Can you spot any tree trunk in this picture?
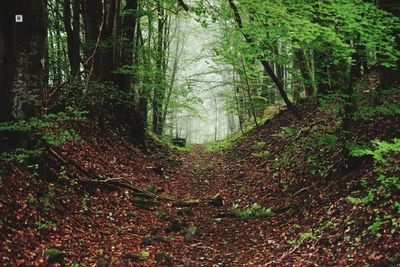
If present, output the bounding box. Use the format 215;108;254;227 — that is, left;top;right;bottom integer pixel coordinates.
152;1;167;135
294;49;316;97
116;0;137;92
63;0;81;76
82;0;103;78
240;56;259;128
314;51;332;95
130;18;148;144
0;0;47;122
377;0;400;91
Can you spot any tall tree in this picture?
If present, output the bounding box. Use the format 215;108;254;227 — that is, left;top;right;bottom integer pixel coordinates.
0;0;47;122
63;0;81;76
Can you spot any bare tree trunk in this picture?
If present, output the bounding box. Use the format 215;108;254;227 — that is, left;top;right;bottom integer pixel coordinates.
116;0;137;93
63;0;81;75
233;70;244;134
211;90;218;141
240;56;259;128
152;1;167;135
113;0;137;126
162;19;185;130
0;0;47;122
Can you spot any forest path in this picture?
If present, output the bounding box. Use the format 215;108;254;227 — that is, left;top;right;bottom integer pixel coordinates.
162;145;288;266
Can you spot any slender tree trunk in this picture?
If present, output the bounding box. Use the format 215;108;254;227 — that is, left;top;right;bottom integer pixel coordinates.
343;37;363;168
211;90;219;141
233;70;244;134
162;21;184;129
54;1;63;86
152;1;167;135
240;56;259;128
130;15;148;143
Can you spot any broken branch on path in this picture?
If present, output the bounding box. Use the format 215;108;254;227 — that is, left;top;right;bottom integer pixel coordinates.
46;147;221;207
172;199;201;207
47;147;173;201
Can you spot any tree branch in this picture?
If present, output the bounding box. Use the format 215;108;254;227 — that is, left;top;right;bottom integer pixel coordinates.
177;0;189;12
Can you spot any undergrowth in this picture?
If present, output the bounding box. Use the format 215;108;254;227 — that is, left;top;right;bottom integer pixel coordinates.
0;107;87;168
231;203;276;219
347;138;400;234
266;88;400;256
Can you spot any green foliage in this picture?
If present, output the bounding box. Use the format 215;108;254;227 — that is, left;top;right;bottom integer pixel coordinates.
80;192;90;215
350;139;400;164
0;149;43;164
66;80;132;111
0;107;86;133
252;141;266;149
280;127;296;138
252;150;271;159
156;210;170;221
231;203;275;219
0;108;86;174
147;185;164;194
289;231;317;249
273;123;342;179
347;138;400;234
35;220;56;231
368;217;385;234
139;251;150;259
126;211;139;220
205;0;399;104
318;92;348;114
28;185;56;212
185;226;200;237
346;191;375;205
355;102;400;121
205;130;243;152
353;88;400;121
43;248;65;266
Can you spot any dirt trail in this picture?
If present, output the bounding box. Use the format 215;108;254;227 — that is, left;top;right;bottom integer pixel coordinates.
169;145;228;199
162;145;290;266
2;100;399;266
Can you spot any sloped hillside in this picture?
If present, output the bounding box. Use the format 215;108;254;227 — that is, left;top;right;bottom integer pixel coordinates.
1;90;399;266
222;92;400;265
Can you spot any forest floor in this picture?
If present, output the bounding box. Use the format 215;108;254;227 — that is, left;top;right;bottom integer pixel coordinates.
1;98;400;266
